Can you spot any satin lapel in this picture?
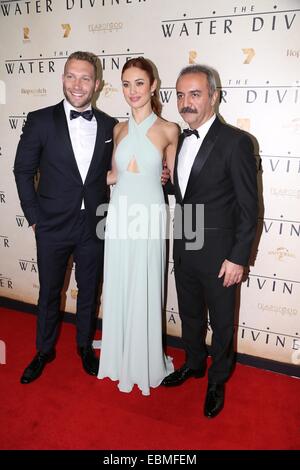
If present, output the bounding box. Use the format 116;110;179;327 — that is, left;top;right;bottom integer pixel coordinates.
174;133;185;203
85;109;106;184
184;117;222;200
53;101;82;182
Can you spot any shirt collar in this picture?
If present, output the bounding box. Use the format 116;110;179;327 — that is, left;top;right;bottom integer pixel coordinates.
194;113;216;139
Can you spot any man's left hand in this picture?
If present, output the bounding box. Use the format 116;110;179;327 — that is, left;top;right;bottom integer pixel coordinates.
218;259;244;287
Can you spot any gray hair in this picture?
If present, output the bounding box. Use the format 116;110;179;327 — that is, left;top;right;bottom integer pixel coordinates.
177;64;217;97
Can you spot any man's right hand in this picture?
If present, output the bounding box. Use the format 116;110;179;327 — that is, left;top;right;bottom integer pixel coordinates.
161;160;171;186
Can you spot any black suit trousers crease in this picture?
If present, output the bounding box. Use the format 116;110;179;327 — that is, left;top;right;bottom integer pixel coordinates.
35;210;104;353
174;254;236;384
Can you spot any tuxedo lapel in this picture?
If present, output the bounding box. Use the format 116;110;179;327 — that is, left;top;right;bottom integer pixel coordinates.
85;109;106;184
174;133;185;203
53;101;82;182
184;116;222;200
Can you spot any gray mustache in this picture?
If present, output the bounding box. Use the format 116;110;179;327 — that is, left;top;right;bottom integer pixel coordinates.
180;107;197;114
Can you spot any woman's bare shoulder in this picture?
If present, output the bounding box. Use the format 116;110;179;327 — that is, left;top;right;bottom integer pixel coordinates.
113;121;128;140
114;120;127;133
157;117;180;139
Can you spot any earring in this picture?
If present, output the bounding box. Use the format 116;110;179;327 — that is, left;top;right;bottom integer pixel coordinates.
151;92;154;96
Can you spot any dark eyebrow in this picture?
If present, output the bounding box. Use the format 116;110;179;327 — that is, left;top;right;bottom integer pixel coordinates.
122;78;145;83
177;89;202;94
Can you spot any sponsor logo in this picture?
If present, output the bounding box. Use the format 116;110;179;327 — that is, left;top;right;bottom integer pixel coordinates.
189;50;197;64
287;48;300;58
88;22;123;33
268;247;296;261
282;117;300;134
270;187;300;199
23;26;30;41
21;87;47;96
258;303;297;317
102;81;118;98
242;48;255;64
62;24;71;38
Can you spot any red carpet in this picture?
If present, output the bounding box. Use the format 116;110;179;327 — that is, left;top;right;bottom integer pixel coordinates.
0;307;299;450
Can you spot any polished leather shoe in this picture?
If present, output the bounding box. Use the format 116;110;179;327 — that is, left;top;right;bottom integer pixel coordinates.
204;383;225;418
161;363;205;387
78;346;99;376
20;350;55;384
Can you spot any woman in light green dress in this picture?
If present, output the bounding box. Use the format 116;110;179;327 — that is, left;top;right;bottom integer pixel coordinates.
98;58;179;395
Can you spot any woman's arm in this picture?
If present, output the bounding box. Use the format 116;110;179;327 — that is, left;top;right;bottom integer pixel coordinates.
164;123;180;184
106;123;123;185
106;148;118;185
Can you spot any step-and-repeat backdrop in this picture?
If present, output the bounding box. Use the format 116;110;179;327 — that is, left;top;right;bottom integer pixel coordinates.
0;0;299;367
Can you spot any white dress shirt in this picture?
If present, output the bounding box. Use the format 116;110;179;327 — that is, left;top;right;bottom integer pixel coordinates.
63;99;97;209
177;114;216;197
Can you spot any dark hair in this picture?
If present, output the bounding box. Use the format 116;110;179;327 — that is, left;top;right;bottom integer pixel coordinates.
122;57;162;116
64;51;98;79
177;64;217;98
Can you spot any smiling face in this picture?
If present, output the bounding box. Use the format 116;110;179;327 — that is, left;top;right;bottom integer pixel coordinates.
176;72;218;129
62;58;100;111
121;66;157;111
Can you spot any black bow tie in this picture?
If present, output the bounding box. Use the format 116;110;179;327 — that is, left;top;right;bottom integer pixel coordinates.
70;109;94;121
183;128;199;139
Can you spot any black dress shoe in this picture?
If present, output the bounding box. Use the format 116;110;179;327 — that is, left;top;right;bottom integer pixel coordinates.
204;383;225;418
20;351;55;384
78;346;99;376
161;363;205;387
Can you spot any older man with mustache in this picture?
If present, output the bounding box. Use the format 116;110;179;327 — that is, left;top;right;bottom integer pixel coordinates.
162;65;258;419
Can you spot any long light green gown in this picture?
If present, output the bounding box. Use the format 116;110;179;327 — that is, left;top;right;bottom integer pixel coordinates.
98;112;174;396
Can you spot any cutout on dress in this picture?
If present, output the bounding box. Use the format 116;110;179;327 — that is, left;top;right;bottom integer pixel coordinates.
127;157;140;173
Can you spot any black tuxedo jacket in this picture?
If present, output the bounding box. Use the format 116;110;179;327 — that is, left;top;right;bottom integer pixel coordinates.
173;116;258;272
14;101;117;240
